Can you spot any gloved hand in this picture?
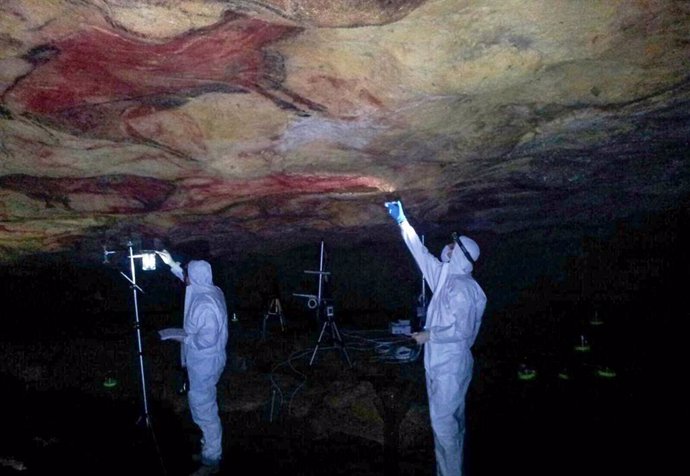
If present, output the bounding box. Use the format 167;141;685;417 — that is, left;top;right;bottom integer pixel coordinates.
156;250;184;280
384;200;407;224
411;331;430;345
156;249;175;266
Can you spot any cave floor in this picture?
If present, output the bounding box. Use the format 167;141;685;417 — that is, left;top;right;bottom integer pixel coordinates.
0;311;677;476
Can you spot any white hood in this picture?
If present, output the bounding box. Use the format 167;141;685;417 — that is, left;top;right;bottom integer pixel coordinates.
441;235;480;275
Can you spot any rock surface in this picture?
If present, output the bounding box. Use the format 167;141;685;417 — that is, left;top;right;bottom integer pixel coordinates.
1;0;689;261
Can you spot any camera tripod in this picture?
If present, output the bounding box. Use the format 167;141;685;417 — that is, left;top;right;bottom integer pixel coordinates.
293;240;351;367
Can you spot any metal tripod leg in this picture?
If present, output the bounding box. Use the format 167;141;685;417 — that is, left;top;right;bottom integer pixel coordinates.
309;320;329;365
331;320;352;368
309;319;352;367
262;299;286;341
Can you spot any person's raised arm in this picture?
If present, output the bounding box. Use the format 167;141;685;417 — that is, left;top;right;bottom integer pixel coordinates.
385;200;442;292
156;249;185;282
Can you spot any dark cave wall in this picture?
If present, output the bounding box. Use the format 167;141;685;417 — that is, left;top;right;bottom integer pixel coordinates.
1;206;687;362
0;207;685;458
220;239;422;328
474;207;688;385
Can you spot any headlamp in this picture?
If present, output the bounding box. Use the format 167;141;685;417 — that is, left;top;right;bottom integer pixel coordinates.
451;232;476;264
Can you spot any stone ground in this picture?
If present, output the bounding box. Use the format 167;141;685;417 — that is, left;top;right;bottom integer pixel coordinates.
0;303;678;476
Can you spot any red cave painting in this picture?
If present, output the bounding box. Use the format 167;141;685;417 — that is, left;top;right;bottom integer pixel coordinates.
0;173;389;213
0;174;175;213
3;11;324;156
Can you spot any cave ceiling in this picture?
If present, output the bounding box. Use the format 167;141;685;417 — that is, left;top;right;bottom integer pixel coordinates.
1;0;689;264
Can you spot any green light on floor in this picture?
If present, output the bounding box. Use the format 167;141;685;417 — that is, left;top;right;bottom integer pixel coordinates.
103;377;118;388
590;312;604;326
558;372;570;380
517;369;537;381
575;335;590;352
596;367;616;378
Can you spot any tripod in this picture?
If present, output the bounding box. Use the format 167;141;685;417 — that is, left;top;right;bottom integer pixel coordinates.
293;240;351;367
262;297;286;341
295;240;352;367
117;242;153;427
309;300;351;367
105;242;167;474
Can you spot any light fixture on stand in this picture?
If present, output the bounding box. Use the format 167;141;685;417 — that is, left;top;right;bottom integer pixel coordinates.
103;240;167;473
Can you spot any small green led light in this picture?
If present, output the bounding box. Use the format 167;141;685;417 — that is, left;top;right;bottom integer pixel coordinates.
575;335;590;352
517;369;537;381
103;377;118;388
590;312;604;326
596;367;616;378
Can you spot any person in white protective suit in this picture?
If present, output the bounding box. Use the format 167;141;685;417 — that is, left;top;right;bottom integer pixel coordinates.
385;200;486;476
157;251;229;476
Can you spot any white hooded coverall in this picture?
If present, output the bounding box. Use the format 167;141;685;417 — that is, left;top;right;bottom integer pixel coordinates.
399;221;487;476
181;260;229;467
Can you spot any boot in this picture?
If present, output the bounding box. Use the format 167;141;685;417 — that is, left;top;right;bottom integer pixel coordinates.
189;463;220;476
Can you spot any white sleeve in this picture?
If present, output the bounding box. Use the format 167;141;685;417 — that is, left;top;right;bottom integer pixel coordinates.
169;262;184;282
399;220;443;292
